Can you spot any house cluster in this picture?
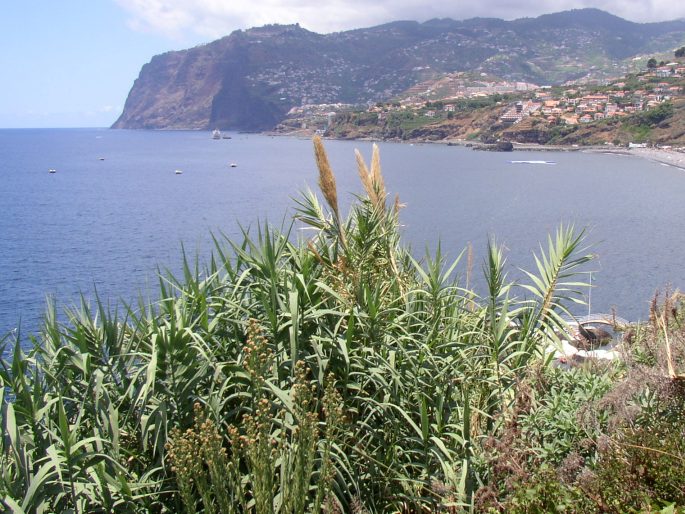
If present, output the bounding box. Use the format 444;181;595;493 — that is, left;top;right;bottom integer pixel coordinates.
499;101;541;123
286;103;355;117
499;76;684;126
652;63;685;79
285;103;357;130
399;74;538;109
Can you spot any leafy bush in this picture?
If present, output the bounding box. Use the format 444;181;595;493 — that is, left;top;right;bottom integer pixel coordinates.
4;137;685;513
631;102;674;127
478;291;685;513
520;367;615;464
0;138;601;513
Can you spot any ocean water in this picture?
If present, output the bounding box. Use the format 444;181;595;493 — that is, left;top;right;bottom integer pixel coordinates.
2;128;685;340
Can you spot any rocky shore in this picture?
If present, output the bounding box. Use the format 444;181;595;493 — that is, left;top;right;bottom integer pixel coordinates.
271;129;685;169
424;140;685;169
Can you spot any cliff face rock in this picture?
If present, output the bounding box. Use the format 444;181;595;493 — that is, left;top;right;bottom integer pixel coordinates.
113;25;324;131
113;48;222;129
113;10;685;131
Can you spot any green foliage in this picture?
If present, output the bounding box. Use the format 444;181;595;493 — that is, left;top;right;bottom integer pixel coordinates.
676;47;685;58
4;138;685;513
586;396;685;512
166;362;343;514
0;140;596;512
503;465;598;514
520;367;615;464
479;291;685;513
632;102;675;126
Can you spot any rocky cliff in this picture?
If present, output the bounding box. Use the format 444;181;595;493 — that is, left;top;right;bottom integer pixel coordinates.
113;9;685;131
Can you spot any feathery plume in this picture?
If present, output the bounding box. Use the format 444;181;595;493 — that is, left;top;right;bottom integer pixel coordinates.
393;194;404;217
370;143;386;204
355;149;375;202
313;136;340;221
313;136;347;249
355;145;387;209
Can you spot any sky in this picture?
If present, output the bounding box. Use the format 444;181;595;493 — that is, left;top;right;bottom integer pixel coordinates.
1;0;684;128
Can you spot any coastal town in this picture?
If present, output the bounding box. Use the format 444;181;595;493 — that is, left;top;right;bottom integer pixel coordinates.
276;60;685;151
496;63;685;127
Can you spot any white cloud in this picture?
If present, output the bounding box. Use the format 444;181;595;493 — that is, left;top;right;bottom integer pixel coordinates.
114;0;685;41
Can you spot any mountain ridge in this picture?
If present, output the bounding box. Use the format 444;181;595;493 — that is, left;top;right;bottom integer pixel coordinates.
113;8;685;131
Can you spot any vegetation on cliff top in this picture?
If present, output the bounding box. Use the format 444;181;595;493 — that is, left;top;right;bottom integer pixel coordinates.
114;10;685;131
281;66;685;147
1;140;684;513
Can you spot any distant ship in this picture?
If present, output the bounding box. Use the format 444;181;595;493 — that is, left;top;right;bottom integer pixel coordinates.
509;160;556;165
212;129;221;139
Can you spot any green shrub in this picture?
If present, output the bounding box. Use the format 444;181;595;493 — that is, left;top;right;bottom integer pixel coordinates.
0;138;596;512
520;366;615;464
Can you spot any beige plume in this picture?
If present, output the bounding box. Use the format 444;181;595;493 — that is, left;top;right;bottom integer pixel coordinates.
355;144;387;209
313;136;346;248
314;136;340;222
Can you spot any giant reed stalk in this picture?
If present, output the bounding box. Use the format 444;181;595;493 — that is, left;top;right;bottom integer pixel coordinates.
0;138;595;513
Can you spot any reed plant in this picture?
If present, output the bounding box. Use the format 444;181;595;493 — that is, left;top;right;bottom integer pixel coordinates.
1;138;597;513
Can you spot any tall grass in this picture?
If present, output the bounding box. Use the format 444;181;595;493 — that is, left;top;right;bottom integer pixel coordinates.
0;138;592;512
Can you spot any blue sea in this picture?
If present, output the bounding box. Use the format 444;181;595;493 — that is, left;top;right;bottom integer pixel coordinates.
2;128;685;341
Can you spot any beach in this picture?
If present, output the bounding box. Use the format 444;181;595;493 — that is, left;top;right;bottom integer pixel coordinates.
580;146;685;170
628;147;685;170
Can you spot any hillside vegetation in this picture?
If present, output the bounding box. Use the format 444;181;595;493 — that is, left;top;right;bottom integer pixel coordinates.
113;9;685;131
1;140;684;513
307;72;685;147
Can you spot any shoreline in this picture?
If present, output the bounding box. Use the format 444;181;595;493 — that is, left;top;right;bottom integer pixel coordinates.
582;146;685;171
268;130;685;170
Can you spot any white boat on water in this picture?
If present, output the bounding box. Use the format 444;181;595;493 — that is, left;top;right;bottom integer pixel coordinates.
175;169;183;175
212;129;221;139
229;163;237;168
48;168;56;174
509;160;556;165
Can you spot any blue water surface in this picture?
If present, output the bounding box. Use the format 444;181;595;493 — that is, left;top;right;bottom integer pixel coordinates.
1;128;685;341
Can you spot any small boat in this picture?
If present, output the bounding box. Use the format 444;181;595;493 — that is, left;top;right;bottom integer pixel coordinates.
48;168;56;174
222;135;232;139
175;169;183;175
212;129;221;140
229;163;238;168
98;157;105;161
509;160;556;165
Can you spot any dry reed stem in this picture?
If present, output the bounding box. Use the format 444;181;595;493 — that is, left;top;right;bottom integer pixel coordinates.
355;145;404;293
307;240;325;265
313;136;346;247
657;311;685;380
354;149;376;204
370;143;386;203
466;242;473;291
355;145;387;209
466;242;477;312
393;193;405;217
314;136;339;218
